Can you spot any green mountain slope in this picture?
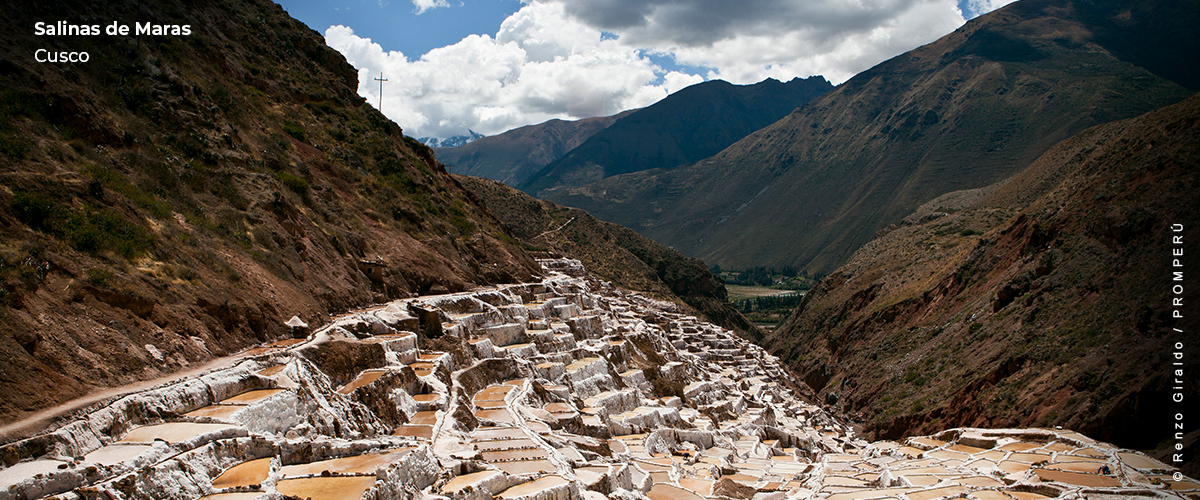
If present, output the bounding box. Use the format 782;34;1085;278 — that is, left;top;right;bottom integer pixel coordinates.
765;91;1200;472
0;0;538;425
522;77;832;193
433;110;634;186
545;0;1199;274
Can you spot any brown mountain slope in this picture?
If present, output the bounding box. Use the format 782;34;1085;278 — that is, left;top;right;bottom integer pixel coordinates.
545;0;1199;274
457;175;761;341
763;92;1200;471
0;0;538;427
434;111;634;186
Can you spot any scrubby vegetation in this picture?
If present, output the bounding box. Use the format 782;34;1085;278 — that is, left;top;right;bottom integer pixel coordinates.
713;264;818;290
0;0;536;423
733;293;805;328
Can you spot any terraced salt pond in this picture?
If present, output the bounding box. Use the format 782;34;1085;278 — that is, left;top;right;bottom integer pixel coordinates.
392;424;432;439
0;258;1194;500
184;405;245;420
79;443;154;466
275;476;379;500
440;469;502;495
278;448;414;477
495;474;569;499
219;388;287;404
211;457;272;489
495;459;557;475
198;493;266;500
409;410;439;425
118;422;240;443
336;368;391;394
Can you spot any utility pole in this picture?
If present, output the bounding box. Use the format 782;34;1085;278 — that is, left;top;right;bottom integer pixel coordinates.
374;73;388;112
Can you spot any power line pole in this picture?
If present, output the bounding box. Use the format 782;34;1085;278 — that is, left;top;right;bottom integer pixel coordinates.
374;73;388;112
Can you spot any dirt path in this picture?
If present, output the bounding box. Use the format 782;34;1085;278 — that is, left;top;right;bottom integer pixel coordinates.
0;312;371;444
533;217;575;241
0;297;393;445
0;290;490;444
0;354;248;443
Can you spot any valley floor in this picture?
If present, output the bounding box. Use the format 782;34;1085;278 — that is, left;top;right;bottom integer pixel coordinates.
723;285;799;302
0;259;1193;500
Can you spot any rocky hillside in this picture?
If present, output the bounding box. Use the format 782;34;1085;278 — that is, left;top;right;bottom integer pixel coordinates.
434;111;634;186
457;175;760;341
764;92;1200;473
523;77;832;194
544;0;1200;273
0;0;540;424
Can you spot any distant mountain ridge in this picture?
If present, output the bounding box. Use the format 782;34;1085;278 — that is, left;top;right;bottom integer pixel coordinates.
420;130;485;148
543;0;1200;274
522;76;833;193
434;111;634;186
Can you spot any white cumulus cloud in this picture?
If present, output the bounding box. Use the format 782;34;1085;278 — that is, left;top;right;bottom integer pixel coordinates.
960;0;1020;19
549;0;968;84
326;0;988;140
325;1;701;139
411;0;450;14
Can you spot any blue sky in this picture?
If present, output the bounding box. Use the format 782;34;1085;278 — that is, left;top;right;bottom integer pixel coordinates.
280;0;1016;140
279;0;707;76
279;0;524;60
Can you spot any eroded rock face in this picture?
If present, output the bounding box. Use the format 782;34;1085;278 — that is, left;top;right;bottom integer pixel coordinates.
0;259;1194;500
